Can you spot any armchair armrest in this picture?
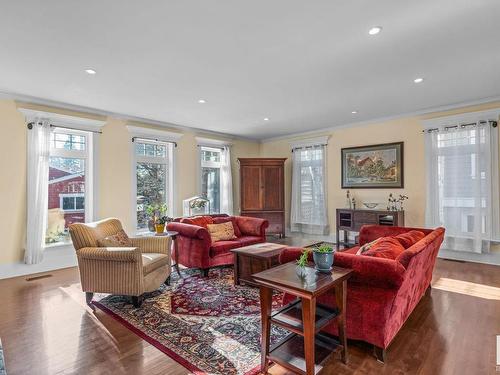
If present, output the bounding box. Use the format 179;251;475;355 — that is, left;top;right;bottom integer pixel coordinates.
166;222;211;242
130;236;170;254
234;216;269;237
77;247;142;262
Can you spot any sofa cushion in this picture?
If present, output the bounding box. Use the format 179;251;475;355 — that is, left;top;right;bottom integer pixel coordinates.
142;253;170;275
181;216;214;228
212;216;242;237
363;237;405;260
210;240;241;257
207;222;237;243
394;230;425;249
97;229;133;247
234;236;263;247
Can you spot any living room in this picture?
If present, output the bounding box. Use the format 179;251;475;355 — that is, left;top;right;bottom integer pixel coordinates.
1;1;499;375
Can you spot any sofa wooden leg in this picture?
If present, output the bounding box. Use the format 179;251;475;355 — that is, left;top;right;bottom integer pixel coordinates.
373;346;386;363
201;268;209;277
132;295;144;308
85;292;94;306
164;275;171;286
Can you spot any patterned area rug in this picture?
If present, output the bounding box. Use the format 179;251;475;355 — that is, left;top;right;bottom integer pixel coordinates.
94;268;287;375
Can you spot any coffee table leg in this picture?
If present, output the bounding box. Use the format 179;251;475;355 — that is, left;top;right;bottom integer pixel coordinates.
259;286;272;374
172;235;181;277
335;279;348;363
302;297;316;375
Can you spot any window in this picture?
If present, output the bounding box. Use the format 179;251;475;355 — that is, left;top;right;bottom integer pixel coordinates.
200;146;222;213
290;138;329;235
46;129;94;245
134;139;174;231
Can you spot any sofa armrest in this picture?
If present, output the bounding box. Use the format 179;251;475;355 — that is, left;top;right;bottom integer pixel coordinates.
359;225;433;246
234;216;269;237
334;252;406;289
130;236;170;255
166;222;211;242
77;247;142;262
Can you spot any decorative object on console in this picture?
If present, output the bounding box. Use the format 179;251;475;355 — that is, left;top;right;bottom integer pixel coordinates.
346;190;351;208
336;208;405;246
182;196;210;217
386;193;408;211
238;158;286;237
341;142;404;188
363;202;379;209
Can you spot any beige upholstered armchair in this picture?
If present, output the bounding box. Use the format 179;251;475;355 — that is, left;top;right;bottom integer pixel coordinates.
69;218;171;307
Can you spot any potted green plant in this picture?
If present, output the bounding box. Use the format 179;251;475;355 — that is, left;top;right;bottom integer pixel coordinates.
155;216;168;234
296;249;310;277
146;203;168;232
312;244;335;272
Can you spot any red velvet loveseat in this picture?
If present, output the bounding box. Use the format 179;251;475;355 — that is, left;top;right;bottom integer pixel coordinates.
167;214;269;276
279;225;445;362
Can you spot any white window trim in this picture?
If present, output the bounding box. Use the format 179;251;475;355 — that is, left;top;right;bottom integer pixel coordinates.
422;109;500;130
19;108;104;250
128;126;182;233
289;135;329;151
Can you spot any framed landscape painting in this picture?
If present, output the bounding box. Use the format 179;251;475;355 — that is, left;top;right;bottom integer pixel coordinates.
341;142;404;188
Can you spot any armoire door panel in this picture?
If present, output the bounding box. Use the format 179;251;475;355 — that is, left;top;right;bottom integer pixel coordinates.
262;166;283;210
240;166;262;210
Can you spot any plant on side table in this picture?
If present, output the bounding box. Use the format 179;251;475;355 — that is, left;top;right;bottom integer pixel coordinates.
296;249;310;278
312;244;335;272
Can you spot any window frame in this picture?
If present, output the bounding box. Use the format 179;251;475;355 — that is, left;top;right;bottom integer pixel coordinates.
199;146;223;214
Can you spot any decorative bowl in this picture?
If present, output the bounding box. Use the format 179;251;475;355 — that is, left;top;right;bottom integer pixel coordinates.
363;202;378;209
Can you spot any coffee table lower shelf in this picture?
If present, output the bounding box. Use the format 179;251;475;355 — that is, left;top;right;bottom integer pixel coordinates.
268;332;342;375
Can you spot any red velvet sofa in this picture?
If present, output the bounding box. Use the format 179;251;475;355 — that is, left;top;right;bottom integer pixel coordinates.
167;214;269;276
279;225;445;362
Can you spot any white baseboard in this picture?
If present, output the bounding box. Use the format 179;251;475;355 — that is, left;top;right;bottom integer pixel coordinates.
285;228;337;243
438;249;500;266
0;245;77;280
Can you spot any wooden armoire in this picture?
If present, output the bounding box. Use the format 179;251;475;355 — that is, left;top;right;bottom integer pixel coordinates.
238;158;286;237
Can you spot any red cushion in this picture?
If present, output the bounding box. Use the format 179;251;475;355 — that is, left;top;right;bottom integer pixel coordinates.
363;237;405;260
212;217;242;237
209;240;240;257
394;230;425;249
181;216;214;228
343;246;359;254
234;236;263;247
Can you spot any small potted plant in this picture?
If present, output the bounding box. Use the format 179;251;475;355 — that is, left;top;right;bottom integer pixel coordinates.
296;249;310;278
312;244;335;272
146;203;168;232
155;216;168;234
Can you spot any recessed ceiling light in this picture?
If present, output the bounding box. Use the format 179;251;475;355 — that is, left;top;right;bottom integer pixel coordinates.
198;99;206;104
351;110;358;114
263;117;270;121
368;26;382;35
84;69;96;75
414;77;424;83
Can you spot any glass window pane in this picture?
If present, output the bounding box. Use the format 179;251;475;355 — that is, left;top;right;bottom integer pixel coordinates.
201;167;220;213
136;162;167;230
51;132;86;151
46;157;86;245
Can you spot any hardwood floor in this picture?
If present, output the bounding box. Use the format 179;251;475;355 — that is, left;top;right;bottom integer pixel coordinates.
0;248;499;374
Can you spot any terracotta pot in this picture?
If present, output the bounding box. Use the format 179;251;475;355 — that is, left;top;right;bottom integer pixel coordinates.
155;224;165;234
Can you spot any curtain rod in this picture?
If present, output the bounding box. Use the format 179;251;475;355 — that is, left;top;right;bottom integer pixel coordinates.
27;122;103;134
422;120;498;133
131;136;177;147
196;144;226;150
291;143;328;152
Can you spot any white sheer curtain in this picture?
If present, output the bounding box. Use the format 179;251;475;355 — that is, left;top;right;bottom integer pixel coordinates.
425;122;499;253
290;144;329;235
25;119;51;264
220;145;233;215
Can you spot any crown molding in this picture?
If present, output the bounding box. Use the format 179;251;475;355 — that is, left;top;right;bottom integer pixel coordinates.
18;108;106;129
195;136;232;147
126;125;183;142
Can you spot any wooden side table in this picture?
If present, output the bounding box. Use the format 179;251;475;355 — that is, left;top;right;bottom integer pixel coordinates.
253;262;353;375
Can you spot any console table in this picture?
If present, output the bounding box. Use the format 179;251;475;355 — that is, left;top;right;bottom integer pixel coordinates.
336;208;404;246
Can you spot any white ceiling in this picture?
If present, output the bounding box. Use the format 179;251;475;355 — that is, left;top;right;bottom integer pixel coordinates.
1;1;500;140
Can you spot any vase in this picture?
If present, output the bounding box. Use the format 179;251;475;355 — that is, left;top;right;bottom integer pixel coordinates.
313;251;334;272
155;224;165;234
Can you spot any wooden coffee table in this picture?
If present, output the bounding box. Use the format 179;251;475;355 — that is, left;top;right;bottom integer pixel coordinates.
231;242;287;286
253;262;353;375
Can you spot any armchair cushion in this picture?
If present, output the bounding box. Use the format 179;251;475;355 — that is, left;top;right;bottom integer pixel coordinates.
97;229;133;247
142;253;170;275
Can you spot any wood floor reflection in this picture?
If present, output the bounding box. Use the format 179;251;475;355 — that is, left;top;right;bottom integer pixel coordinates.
0;249;499;374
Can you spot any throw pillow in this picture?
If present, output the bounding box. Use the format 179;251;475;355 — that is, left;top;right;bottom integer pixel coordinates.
363;237;405;260
394;230;425;249
212;217;242;237
207;222;237;243
356;238;381;255
97;229;133;247
181;216;214;228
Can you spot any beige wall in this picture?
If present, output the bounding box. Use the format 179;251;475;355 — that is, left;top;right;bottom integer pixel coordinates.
260;101;500;235
0;99;260;265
